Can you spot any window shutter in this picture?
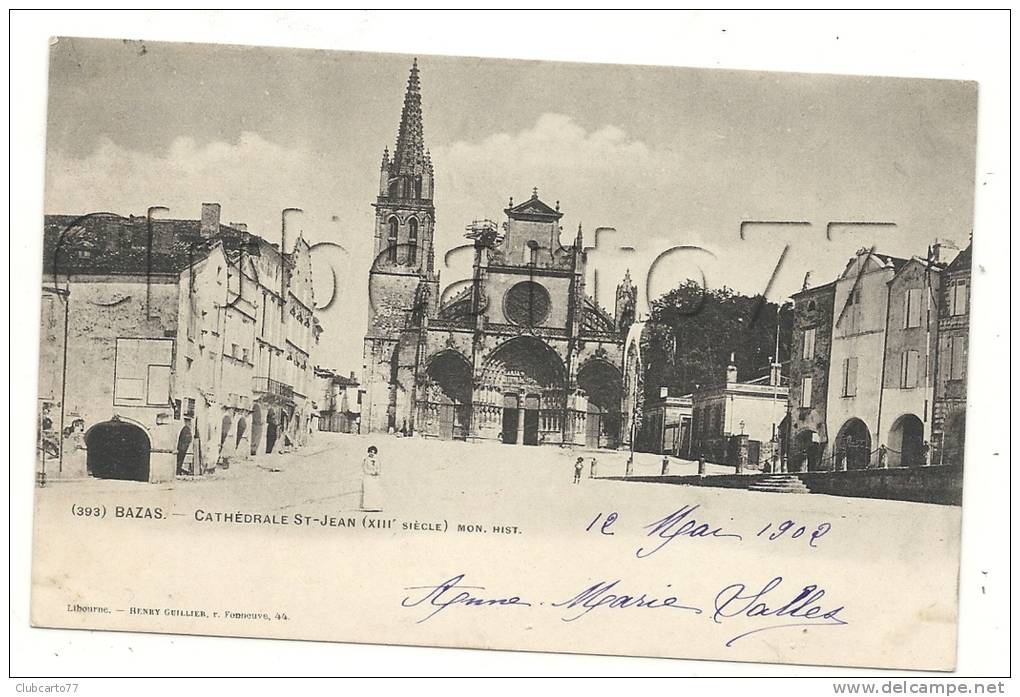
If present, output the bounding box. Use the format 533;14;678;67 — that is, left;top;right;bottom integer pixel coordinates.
954;281;968;316
803;328;815;359
801;376;812;408
905;350;919;388
951;336;966;380
847;357;858;397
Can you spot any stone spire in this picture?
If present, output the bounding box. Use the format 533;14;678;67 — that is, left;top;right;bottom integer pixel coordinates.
391;58;428;177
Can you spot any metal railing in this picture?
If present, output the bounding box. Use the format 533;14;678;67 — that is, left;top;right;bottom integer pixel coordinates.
251;376;294;401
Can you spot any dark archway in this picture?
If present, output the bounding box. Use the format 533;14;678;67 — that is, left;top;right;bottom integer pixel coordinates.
793;429;822;471
835;418;871;470
250;405;263;456
220;415;232;447
266;409;279;454
421;351;473;440
176;425;193;475
482;337;566;446
86;419;150;482
889;413;925;467
235;418;247;449
577;359;623;449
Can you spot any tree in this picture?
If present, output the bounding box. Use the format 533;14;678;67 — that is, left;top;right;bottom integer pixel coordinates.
641;279;793;402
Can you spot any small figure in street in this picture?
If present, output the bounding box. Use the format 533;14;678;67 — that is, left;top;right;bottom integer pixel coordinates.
878;444;888;469
589;457;598;479
921;440;931;466
625;455;634;478
360;445;382;512
574;457;584;484
697;452;707;476
661;454;670;476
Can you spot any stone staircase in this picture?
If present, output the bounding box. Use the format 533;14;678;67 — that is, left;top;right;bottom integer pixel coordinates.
748;473;812;494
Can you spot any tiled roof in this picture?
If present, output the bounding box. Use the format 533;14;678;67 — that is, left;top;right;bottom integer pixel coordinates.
43;213;263;277
791;280;836;298
947;242;972;272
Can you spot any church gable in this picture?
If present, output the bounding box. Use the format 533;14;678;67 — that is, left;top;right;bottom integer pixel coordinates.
504;192;563;222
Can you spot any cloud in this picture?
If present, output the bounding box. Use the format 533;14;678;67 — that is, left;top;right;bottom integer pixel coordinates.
44;132;368;373
45;132;339;240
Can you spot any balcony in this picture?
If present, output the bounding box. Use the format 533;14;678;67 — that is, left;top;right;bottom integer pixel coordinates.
252;376;294;402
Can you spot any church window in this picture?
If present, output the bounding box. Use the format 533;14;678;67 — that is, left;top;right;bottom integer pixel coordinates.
504;281;551;327
527;239;539;266
407;218;418;265
386;218;398;263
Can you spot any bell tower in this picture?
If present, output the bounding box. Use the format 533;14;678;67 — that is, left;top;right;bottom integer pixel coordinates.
364;59;439;434
367;58;439;339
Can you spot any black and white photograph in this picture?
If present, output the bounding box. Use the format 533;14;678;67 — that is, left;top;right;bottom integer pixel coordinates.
11;9;1010;685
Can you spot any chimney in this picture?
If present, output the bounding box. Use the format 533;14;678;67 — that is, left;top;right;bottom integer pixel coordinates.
201;203;221;238
769;360;782;387
726;353;738;384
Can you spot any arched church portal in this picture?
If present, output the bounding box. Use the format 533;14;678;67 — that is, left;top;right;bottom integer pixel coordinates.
576;360;623;449
419;351;473;441
482;337;566;446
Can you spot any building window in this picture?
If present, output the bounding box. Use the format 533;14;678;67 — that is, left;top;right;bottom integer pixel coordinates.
387;217;398;264
114;338;174;406
801;376;813;408
949;336;966;380
950;280;968;316
802;328;816;360
842;287;863;334
899;350;920;389
841;357;858;397
904;288;923;328
407;218;418;265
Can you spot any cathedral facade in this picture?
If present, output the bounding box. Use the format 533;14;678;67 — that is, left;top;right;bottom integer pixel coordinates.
362;61;636;448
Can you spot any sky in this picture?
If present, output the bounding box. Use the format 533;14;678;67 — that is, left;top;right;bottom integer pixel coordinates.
44;37;978;374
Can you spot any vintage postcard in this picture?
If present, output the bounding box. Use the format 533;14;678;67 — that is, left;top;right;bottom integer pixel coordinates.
32;36;977;671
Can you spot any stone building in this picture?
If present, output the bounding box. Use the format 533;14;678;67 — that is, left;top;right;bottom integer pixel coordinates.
825;249;910;469
39;205;321;483
362;61;635;447
690;356;789;469
639;389;693;456
879;255;942;467
800;246;958;470
788;280;836;470
932;242;970;466
315;367;364;434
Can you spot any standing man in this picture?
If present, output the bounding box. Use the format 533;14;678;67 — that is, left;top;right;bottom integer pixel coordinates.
661;454;670;476
589;457;598;479
574;457;584;484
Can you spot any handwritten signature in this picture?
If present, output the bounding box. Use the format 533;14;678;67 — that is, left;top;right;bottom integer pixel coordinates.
401;573;847;646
